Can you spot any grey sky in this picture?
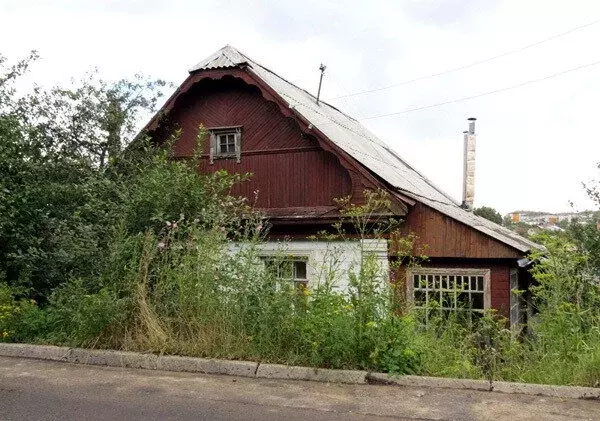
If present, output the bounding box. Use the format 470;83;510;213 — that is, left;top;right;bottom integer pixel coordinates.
2;0;599;214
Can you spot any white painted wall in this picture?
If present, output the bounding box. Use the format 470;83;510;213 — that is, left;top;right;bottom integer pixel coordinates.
230;239;389;292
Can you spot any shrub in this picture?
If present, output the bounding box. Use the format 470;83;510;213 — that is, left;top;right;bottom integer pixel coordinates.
0;283;45;343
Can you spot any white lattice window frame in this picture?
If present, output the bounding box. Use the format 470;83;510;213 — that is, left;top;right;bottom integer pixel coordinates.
261;255;309;289
406;268;491;315
209;126;242;164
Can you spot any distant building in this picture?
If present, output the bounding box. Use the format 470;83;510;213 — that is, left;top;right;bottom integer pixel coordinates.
510;210;597;226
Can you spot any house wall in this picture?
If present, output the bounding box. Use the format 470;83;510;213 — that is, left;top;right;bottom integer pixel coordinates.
150;72;523;320
161;76;353;209
230;239;389;292
403;202;521;259
400;202;521;318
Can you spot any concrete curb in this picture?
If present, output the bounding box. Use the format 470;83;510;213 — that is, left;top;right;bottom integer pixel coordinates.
367;372;492;391
256;363;366;384
0;343;598;399
492;380;600;400
366;372;600;400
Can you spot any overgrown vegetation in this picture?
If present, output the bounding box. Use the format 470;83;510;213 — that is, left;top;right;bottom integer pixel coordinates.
473;206;503;225
1;53;599;387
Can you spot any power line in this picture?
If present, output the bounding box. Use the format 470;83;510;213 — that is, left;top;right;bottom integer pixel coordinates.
328;18;600;101
275;57;600;182
280;57;600;134
359;58;600;120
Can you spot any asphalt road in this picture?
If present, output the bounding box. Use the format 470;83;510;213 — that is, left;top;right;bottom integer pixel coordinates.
0;356;598;421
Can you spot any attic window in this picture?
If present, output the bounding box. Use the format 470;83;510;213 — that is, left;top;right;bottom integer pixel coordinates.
209;126;242;164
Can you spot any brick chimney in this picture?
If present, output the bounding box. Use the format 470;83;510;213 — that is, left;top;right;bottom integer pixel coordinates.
461;118;476;210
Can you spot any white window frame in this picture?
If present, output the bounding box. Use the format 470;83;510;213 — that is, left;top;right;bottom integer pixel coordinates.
209;126;242;164
261;256;309;290
406;268;491;319
217;132;236;155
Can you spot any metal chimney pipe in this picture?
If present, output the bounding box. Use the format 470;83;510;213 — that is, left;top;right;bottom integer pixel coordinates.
462;118;477;210
468;117;476;135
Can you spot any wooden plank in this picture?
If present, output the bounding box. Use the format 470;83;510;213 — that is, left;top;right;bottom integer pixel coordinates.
405;203;521;259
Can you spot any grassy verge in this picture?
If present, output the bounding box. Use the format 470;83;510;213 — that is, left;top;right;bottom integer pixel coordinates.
1;222;599;387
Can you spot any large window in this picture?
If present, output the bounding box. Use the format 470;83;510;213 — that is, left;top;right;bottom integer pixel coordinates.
262;258;308;290
408;268;490;321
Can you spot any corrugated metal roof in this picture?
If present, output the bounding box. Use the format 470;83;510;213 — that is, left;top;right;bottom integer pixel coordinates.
189;45;248;71
189;46;543;253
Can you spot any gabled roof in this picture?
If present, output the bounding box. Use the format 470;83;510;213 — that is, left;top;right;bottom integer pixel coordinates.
187;45;542;253
189;45;248;71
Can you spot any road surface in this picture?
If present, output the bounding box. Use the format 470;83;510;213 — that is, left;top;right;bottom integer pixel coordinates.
0;356;598;420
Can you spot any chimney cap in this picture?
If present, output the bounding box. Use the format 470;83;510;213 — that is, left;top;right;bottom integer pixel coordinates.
468;117;477;121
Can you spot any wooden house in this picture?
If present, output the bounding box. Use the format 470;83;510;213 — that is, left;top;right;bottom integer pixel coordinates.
143;45;543;327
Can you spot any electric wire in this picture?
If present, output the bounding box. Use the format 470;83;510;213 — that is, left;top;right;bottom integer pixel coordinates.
359;58;600;120
328;18;600;100
274;57;600;194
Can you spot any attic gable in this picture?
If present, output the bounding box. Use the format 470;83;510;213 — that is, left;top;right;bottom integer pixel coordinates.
147;45;543;254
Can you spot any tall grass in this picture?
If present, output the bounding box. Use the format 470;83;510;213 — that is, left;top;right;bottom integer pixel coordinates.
1;156;598;386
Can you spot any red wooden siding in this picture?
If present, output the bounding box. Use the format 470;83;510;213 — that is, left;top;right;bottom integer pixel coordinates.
403;202;521;259
197;150;351;207
148;69;522;316
160;76;353;208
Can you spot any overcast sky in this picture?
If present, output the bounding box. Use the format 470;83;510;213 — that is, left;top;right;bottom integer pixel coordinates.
2;0;599;214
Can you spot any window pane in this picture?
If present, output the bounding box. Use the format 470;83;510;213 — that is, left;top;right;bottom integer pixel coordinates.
413;274;420;288
427;275;433;289
414;290;426;306
216;133;238;155
477;276;484;291
470;276;478;291
457;292;469;308
440;291;453;309
264;260;275;272
294;261;307;279
429;290;441;307
280;261;293;279
457;275;467;291
471;292;484;310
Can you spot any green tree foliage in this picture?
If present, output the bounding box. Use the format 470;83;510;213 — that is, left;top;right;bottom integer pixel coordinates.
0;52;169;298
473;206;503;225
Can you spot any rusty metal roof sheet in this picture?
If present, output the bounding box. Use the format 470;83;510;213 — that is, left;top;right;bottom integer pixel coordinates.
189;46;543;253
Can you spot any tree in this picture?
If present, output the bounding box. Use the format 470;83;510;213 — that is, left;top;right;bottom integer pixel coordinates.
473;206;503;225
0;52;168;298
